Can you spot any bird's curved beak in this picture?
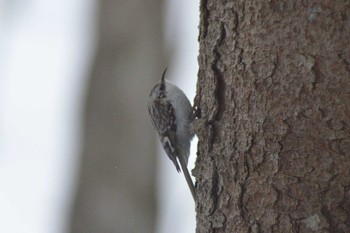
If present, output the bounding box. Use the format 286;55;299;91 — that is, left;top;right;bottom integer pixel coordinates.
161;67;167;83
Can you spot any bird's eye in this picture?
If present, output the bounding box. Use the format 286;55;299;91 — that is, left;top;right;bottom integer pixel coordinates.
159;84;165;91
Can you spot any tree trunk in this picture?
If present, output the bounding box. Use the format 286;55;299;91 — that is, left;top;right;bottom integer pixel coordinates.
194;1;350;232
69;1;165;232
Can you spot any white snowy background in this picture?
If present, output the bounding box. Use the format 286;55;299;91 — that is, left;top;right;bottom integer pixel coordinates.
0;0;199;232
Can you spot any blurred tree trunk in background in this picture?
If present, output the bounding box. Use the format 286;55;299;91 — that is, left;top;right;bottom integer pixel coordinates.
69;1;166;233
194;0;350;232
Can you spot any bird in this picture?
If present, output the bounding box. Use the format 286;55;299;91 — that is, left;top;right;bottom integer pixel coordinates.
148;68;195;200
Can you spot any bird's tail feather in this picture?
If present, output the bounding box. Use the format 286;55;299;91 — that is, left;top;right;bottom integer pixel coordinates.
179;157;196;201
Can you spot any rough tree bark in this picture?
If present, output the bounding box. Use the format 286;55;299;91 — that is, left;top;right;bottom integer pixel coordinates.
194;1;350;232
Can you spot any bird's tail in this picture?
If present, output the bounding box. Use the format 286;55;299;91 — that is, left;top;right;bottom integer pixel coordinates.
179;157;196;201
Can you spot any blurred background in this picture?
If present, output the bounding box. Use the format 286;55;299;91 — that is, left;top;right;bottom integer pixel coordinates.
0;0;198;233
